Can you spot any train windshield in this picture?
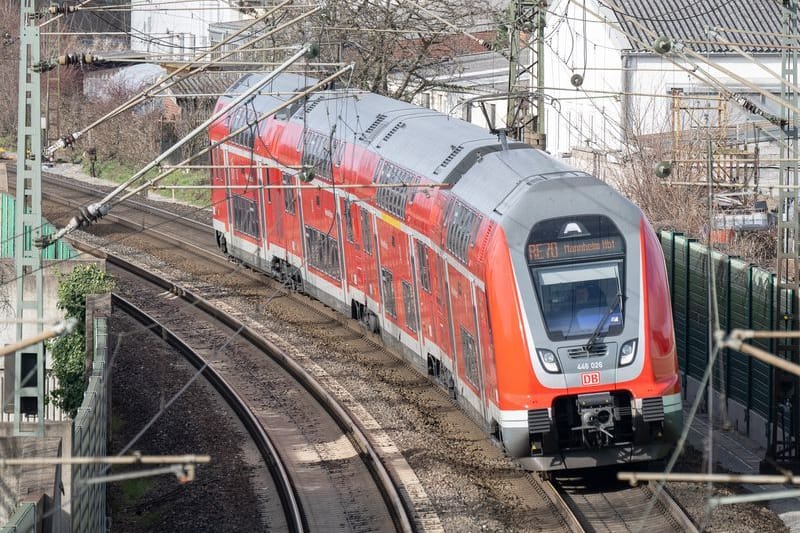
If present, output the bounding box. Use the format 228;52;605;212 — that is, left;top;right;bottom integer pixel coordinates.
533;261;624;340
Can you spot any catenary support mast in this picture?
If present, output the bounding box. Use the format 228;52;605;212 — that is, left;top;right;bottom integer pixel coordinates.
13;0;46;436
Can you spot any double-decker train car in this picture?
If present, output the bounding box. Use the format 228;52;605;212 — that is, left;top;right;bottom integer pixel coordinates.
208;72;682;470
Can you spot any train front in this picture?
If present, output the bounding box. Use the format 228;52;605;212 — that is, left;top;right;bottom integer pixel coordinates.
488;173;682;471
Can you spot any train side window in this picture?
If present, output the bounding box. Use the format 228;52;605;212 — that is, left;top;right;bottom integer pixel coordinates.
344;200;355;243
461;327;479;387
232;195;259;239
360;208;373;255
305;225;341;280
381;268;396;318
374;160;418;219
301;129;338;181
282;172;295;215
416;241;431;293
402;281;417;332
446;201;481;263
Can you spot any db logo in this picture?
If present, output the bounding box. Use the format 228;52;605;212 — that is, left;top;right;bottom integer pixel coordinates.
581;372;601;385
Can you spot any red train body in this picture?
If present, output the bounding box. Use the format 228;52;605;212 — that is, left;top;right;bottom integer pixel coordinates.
209;73;682;470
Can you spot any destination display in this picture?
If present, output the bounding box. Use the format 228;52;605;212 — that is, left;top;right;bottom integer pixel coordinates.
527;235;625;263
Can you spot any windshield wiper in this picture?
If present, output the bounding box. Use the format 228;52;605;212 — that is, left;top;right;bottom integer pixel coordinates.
584;292;623;351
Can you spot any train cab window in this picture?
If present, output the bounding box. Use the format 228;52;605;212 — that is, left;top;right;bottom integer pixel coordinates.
402;281;417;332
361;208;373;255
533;261;624;341
381;268;396;318
527;215;626;341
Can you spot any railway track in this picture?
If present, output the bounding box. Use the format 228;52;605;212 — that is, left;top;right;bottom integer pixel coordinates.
550;471;698;533
109;252;412;531
26;165;700;531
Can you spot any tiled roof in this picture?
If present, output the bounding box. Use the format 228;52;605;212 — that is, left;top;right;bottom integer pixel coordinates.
607;0;785;53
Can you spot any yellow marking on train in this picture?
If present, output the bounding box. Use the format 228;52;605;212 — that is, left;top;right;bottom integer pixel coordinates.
380;212;402;229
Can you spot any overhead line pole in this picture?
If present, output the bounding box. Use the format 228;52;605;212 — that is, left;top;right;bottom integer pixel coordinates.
13;0;46;436
768;0;800;474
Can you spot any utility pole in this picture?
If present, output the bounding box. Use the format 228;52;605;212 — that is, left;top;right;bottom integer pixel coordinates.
13;0;46;436
769;0;800;472
505;0;547;149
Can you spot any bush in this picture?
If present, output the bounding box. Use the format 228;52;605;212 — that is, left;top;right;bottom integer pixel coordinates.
49;264;115;418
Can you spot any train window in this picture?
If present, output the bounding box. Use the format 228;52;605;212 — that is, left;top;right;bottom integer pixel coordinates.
282;173;295;214
232;195;259;239
301;129;339;182
446;200;481;263
344;200;355;243
381;268;396;318
460;327;479;387
374;160;419;219
416;241;431;293
402;281;417;332
304;225;341;280
532;260;624;341
360;208;373;255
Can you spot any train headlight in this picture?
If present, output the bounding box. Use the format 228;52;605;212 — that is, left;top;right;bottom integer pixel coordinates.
619;339;638;367
537;349;561;373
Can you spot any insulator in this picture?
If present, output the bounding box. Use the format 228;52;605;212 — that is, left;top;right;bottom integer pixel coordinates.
48;3;78;15
57;53;99;66
570;73;584;88
654;161;672;179
653;36;673;54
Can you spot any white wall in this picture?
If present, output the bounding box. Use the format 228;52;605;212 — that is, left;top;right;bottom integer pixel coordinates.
130;0;245;59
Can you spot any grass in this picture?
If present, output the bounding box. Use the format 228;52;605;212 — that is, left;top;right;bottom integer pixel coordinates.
83;158;211;207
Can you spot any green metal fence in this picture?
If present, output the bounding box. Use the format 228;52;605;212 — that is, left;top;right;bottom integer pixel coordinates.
0;192;77;259
72;317;109;533
660;231;788;426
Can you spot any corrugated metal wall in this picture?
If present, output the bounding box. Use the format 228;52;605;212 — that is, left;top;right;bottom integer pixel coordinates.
0;193;77;260
660;230;789;424
71;317;108;533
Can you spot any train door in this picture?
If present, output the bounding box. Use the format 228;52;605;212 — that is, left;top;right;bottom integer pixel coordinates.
341;197;367;307
474;287;497;412
412;239;434;360
359;207;380;313
447;264;483;412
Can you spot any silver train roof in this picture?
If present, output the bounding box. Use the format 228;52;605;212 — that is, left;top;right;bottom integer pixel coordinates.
223;73;641;228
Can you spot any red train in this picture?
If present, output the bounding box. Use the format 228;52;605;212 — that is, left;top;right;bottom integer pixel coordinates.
208;73;682;470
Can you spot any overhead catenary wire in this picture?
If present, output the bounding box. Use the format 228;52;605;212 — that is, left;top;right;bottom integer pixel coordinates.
43;0;305;158
38;62;354;248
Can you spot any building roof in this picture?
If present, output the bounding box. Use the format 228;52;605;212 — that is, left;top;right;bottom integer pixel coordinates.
608;0;785;53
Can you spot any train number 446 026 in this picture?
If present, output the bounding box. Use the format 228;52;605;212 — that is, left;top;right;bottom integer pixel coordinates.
581;372;601;385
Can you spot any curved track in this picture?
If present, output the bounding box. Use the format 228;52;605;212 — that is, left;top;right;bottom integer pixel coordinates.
108;254;413;532
27;165;701;532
